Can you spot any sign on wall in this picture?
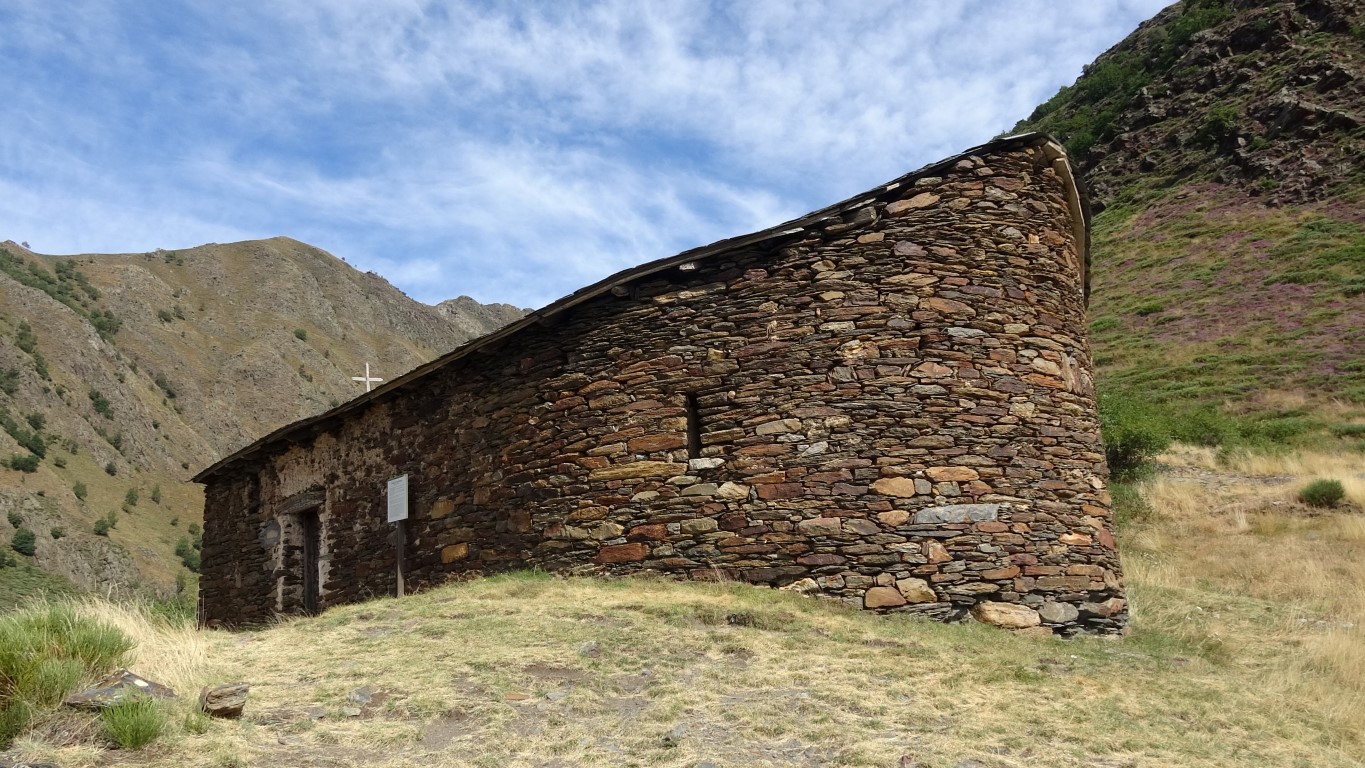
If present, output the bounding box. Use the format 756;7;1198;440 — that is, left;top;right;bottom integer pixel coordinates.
387;474;409;523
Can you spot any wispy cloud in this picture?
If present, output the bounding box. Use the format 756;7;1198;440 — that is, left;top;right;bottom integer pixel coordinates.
0;0;1170;307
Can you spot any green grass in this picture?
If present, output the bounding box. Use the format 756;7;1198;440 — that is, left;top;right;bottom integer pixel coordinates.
102;695;168;749
0;602;135;746
0;563;76;613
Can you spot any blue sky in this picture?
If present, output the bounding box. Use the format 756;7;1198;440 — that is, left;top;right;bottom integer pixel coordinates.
0;1;1169;309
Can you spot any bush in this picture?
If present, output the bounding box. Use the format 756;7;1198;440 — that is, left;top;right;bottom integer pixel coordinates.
293;328;308;341
1299;479;1346;508
154;373;176;399
8;454;39;473
5;511;19;529
93;518;111;536
89;389;113;419
101;695;167;749
104;461;117;476
156;308;173;323
1098;392;1171;480
49;527;64;540
150;485;162;504
124;489;138;507
0;603;135;747
73;481;88;501
10;529;36;556
175;538;201;572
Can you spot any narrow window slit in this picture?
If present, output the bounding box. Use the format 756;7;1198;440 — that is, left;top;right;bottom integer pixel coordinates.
685;393;702;459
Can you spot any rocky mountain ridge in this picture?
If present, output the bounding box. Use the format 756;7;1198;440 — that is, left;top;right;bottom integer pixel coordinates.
0;237;522;601
1016;0;1364;409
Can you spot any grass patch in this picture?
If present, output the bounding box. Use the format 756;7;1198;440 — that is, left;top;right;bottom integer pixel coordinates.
0;603;135;746
102;695;167;749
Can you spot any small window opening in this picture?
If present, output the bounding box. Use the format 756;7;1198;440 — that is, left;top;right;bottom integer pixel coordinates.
685;393;702;459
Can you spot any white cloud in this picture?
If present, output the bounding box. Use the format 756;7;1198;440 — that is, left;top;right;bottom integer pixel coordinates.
0;0;1172;307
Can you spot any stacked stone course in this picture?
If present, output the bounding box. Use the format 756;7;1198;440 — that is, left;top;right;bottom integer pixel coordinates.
199;136;1127;634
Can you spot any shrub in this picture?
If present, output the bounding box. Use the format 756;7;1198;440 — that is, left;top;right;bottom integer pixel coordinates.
73;482;88;501
293;328;308;341
14;321;36;354
0;603;134;747
52;456;65;468
93;518;111;537
155;308;173;323
8;454;39;473
104;461;117;476
5;511;19;528
11;529;36;556
1098;392;1171;480
101;695;167;749
30;352;49;381
1299;479;1346;508
50;527;64;540
154;373;176;399
89;389;113;419
150;485;162;504
124;489;138;507
175;538;201;572
24;412;44;431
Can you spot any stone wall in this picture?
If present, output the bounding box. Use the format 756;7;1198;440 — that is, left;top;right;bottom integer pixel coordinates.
200;139;1126;634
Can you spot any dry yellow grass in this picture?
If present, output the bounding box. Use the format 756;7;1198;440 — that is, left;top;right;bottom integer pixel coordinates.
6;446;1365;767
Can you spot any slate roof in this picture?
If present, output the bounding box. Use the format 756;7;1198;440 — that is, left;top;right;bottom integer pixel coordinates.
194;132;1088;483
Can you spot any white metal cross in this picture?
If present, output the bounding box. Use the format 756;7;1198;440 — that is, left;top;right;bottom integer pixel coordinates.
351;362;384;392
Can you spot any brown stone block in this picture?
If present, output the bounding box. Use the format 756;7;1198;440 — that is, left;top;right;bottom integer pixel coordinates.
628;524;669;541
757;483;803;500
1097;528;1116;550
925;541;951;563
429;498;454;519
508;511;532;534
980;566;1020;580
588;461;686;481
926;466;979;482
829;483;868;496
595;543;649;564
628;434;687;453
864;586;908;608
797;553;845;566
1022;373;1066;390
870;477;918;497
568;506;609;521
1059;532;1093;546
701;428;746;445
441;543;470;563
877;510;910;526
975;521;1008;533
797;517;842;536
922;296;976;316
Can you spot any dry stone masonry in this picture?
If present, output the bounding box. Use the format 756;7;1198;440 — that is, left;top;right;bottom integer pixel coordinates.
196;133;1126;634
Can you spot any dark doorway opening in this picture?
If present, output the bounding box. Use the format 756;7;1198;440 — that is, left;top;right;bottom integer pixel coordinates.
300;508;321;615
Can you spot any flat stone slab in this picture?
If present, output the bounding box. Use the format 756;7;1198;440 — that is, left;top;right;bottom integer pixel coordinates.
913;503;1001;524
63;668;176;711
199;682;250;718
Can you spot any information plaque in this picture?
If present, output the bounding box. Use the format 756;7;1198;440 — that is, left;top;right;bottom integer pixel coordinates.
387;474;409;523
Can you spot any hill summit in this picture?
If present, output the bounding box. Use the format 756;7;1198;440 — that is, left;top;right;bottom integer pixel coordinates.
0;237;522;599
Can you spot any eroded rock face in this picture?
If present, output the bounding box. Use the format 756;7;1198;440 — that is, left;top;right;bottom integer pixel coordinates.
200;139;1124;635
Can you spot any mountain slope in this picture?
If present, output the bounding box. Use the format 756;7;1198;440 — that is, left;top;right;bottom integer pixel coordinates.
1014;0;1364;409
0;237;522;597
